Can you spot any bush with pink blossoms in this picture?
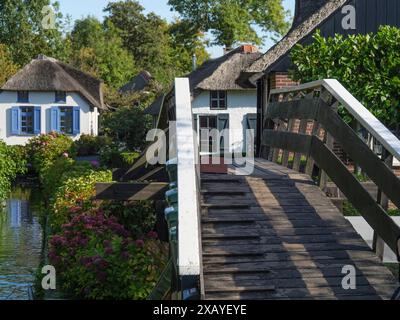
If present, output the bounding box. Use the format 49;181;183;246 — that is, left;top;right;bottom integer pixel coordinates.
48;210;166;300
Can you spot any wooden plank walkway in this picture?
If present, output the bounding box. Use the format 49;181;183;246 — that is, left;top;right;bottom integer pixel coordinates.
200;158;398;300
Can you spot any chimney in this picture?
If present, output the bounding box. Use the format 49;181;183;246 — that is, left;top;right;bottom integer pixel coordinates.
241;44;258;54
294;0;329;26
192;53;197;71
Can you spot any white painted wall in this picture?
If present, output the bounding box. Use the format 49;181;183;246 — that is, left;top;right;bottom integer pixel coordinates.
0;91;98;145
192;90;257;152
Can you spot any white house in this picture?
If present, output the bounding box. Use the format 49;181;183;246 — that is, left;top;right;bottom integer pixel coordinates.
0;55;105;145
146;45;261;154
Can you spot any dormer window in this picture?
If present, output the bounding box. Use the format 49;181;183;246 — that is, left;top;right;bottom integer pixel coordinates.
210;91;227;110
55;91;66;103
17;91;29;103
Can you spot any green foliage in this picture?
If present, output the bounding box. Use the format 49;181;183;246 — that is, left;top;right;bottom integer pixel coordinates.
25;132;75;183
168;0;290;48
291;27;400;128
0;0;66;65
48;210;166;299
73;134;113;157
101;105;151;151
342;201;360;217
0;44;19;86
0;141;28;199
42;158;112;232
102;201;156;238
69;17;137;88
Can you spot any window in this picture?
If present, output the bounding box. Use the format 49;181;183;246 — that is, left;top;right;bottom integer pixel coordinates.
55;91;67;103
210;91;227;110
11;106;41;135
199;115;218;153
51;106;80;135
17;91;29;103
20;107;34;134
59;107;73;134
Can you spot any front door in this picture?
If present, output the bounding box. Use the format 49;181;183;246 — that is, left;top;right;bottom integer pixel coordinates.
199;115;218;153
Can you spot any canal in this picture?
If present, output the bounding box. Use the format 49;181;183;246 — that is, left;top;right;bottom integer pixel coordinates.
0;187;44;300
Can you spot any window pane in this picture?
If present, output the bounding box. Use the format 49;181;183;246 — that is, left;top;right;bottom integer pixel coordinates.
20;107;34;134
200;116;208;128
211;100;219;109
18;91;29;103
218;91;226;99
60;107;73;134
219;99;226;109
209;116;217;129
55;91;66;102
211;91;218;99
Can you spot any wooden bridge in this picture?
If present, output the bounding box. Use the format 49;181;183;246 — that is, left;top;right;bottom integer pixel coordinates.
96;79;400;300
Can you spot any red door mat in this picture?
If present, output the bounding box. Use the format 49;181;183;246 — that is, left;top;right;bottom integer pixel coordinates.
200;156;228;174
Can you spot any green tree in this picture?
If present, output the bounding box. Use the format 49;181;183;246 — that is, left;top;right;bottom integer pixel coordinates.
69;17;137;88
290;27;400;131
104;1;172;83
0;44;19;86
0;0;66;65
169;20;210;75
168;0;290;49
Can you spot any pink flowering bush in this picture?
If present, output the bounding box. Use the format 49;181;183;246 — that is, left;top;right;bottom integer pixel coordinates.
48;210;166;300
25;132;74;182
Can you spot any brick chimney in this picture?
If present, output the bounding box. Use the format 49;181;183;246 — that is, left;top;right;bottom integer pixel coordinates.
241;44;258;53
294;0;330;27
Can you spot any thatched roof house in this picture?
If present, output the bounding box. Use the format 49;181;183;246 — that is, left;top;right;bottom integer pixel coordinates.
2;55;105;110
119;70;153;95
189;45;261;96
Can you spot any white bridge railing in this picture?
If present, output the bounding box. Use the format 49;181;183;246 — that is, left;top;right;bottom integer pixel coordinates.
174;78;203;298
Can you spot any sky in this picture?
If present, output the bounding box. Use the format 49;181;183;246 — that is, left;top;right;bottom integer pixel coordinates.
58;0;296;58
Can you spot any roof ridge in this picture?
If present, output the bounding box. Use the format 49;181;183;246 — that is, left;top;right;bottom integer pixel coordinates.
245;0;348;73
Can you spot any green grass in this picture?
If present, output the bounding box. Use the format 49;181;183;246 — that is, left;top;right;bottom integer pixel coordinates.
343;201;400;217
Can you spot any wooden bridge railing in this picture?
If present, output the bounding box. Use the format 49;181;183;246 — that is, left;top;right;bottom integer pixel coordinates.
262;79;400;258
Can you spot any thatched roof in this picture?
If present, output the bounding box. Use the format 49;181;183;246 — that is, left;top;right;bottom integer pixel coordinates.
2;55;105;110
144;94;164;116
119;70;152;94
188;45;262;94
245;0;348;74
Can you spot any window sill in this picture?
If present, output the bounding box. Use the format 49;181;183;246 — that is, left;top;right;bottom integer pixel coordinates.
210;108;228;111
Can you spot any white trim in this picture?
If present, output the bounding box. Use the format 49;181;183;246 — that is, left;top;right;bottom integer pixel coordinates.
175;78;202;276
270;79;400;162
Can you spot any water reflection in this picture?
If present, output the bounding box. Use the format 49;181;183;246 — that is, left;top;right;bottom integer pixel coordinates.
0;188;43;300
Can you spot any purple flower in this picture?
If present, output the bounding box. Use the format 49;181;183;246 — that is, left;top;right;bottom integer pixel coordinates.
105;247;113;255
121;251;130;260
90;160;100;168
135;239;144;248
147;231;158;239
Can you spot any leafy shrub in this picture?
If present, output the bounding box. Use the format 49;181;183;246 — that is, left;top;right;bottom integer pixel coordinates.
25;132;74;182
73;134;113;156
291;26;400;129
49;166;112;232
99;142;140;168
101;105;151;151
48;210;165;300
102;201;155;238
0;141;28;199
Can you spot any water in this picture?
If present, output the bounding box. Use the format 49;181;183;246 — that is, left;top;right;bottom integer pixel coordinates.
0;188;43;300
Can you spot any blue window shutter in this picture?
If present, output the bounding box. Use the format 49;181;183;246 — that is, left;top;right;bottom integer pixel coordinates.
11;107;21;135
51;107;60;132
34;107;41;134
73;107;80;135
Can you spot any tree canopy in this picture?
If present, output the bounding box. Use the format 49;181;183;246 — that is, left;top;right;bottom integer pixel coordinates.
168;0;290;48
0;0;65;65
